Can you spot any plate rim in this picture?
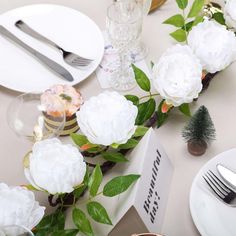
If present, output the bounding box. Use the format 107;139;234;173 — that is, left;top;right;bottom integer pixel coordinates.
189;148;236;236
0;3;105;93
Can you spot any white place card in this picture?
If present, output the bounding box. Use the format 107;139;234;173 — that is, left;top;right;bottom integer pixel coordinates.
66;128;173;236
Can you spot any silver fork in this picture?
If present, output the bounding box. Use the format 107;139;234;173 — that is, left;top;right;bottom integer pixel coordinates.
203;170;236;206
15;20;93;68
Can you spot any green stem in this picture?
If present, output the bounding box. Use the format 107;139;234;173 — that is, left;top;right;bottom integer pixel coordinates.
182;9;188;44
139;93;159;100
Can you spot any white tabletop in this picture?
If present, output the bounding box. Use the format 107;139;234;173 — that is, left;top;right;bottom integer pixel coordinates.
0;0;233;236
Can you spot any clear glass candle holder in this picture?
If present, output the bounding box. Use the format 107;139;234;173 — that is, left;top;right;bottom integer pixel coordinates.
7;92;65;143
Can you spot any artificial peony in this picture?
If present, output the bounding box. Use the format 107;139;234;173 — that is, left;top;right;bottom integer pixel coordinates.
24;138;86;194
153;44;202;106
76;91;138;146
0;183;45;236
188;20;236;73
224;0;236;29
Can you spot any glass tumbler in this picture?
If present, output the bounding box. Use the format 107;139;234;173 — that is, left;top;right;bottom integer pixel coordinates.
107;1;143;91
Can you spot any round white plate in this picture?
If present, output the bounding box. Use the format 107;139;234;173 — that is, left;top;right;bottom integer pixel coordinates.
190;149;236;236
0;4;104;92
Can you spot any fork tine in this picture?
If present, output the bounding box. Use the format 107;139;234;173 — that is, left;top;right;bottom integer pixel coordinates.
206;172;228;195
203;176;225;199
208;170;231;192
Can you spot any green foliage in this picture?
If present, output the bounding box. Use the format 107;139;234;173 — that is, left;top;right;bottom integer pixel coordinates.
182;106;216;144
163;14;185;27
132;64;151;92
213;12;226;25
136;98;156;125
103;175;141;197
74;167;89;198
73;208;94;236
101;152;128;163
165;0;205;42
170;29;187;42
188;0;204;18
87;201;112;225
118;139;138;149
133;126;149;138
70;133;88;147
88;165;103;197
34;210;72;236
176;0;188;9
125;95;139;106
179;103;191;117
50;230;79;236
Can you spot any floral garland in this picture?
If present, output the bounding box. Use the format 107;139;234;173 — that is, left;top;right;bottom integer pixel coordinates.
1;0;236;236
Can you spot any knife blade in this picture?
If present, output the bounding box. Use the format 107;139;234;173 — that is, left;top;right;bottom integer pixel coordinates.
0;25;74;82
217;164;236;189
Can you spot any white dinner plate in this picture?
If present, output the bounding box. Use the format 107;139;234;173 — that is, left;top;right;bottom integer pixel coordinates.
190;149;236;236
0;4;104;92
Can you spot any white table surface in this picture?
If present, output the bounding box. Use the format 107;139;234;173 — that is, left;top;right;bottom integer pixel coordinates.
0;0;233;236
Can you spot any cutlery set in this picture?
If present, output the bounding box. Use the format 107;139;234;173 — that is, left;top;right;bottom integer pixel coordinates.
203;164;236;207
0;20;93;82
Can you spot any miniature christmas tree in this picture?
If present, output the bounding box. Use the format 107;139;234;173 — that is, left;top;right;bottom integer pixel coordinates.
182;105;216;156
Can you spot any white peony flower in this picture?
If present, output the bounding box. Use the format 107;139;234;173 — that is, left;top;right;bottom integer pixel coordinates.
24;138;86;194
76;91;138;146
0;183;45;236
188;20;236;73
224;0;236;29
153;44;202;107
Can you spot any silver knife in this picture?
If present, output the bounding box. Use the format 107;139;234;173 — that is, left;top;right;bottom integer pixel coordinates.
217;164;236;189
0;25;74;82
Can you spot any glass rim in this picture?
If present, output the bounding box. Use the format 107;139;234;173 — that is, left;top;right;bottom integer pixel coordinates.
106;1;143;25
6;92;66;140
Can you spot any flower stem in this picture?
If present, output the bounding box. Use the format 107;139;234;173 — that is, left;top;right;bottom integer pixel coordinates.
139;93;159;100
182;9;188;44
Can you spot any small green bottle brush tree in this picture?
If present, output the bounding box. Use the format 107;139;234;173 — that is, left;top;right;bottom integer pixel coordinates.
182;105;216;156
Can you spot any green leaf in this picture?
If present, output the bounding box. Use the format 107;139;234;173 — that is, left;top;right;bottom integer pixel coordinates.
176;0;188;9
101;152;128;163
74;167;89;198
182;21;193;32
156;100;170;128
87;201;113;225
50;230;79;236
125;95;139;106
213;12;226;25
103;174;141;197
135;98;156;125
163;14;185;27
24;184;39;191
73;208;94;236
118;139;138;149
132;64;151;92
188;0;204;18
193;15;204;26
88;165;103;197
70;133;88;147
179;103;191;117
133;126;149;138
170;29;186;42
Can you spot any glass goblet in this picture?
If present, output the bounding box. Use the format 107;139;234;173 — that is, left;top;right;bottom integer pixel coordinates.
7;92;65;143
107;1;143;91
